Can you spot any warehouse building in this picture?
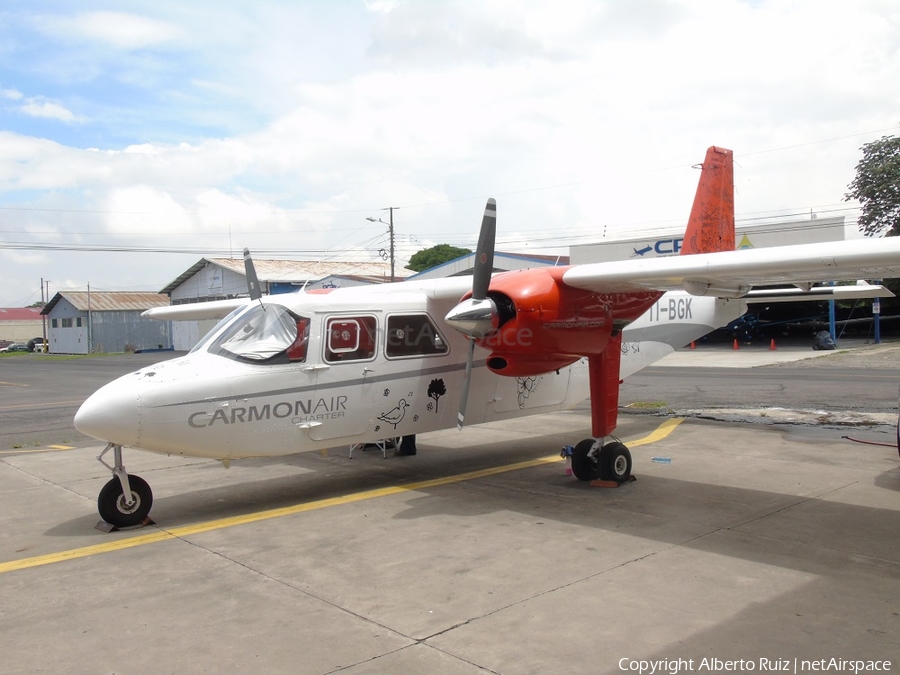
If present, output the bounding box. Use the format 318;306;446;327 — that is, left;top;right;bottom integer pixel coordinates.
0;307;43;345
42;292;171;354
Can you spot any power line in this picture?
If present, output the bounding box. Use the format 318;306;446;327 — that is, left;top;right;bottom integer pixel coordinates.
0;241;384;257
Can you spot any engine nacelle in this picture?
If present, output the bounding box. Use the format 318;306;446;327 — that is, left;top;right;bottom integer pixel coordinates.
472;267;626;376
484;353;580;378
445;267;661;378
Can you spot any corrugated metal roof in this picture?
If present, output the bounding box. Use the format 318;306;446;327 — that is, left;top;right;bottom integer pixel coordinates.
159;257;408;295
207;257;397;282
42;292;170;314
0;307;43;321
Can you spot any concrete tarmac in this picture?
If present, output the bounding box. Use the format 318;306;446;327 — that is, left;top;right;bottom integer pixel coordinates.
655;337;896;368
1;409;898;673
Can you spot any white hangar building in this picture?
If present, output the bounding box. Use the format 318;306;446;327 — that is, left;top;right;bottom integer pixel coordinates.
405;251;570;281
570;216;846;263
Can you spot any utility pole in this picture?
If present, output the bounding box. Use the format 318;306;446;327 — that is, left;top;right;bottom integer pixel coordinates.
366;207;396;282
388;206;395;283
87;283;92;353
41;278;46;344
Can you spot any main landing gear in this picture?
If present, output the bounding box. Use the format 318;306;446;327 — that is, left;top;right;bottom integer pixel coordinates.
97;443;153;528
570;334;633;484
570;438;633;483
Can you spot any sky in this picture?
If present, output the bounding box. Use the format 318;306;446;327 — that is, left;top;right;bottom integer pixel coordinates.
1;0;898;307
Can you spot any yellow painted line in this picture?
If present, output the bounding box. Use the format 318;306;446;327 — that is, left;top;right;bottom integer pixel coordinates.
2;400;82;410
0;381;29;387
627;417;683;447
0;418;684;575
0;445;78;455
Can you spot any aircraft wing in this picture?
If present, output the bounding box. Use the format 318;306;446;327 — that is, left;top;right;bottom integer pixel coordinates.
563;238;900;298
142;298;250;321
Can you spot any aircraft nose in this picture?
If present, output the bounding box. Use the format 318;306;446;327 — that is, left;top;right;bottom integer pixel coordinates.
74;377;141;447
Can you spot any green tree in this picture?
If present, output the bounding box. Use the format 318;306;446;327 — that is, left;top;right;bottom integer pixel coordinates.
407;244;472;272
845;134;900;236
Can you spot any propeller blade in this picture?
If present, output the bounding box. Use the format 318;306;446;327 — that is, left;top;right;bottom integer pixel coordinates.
454;198;497;430
472;198;496;301
457;339;476;430
444;198;499;338
243;248;262;301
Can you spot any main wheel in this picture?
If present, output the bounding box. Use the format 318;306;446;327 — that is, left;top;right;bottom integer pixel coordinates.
599;442;632;483
98;475;153;528
571;439;602;481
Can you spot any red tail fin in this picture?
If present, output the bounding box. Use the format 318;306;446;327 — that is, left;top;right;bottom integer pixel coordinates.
681;146;734;255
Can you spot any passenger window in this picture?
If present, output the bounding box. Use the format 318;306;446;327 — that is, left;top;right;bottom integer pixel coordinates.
386;314;449;358
325;316;376;362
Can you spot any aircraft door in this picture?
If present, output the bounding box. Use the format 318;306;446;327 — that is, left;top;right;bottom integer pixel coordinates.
306;315;379;441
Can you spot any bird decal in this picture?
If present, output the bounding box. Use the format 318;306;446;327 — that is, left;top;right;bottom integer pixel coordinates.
377;399;408;429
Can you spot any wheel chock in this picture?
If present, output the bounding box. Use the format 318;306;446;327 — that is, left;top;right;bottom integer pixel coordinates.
94;516;155;533
590;475;637;488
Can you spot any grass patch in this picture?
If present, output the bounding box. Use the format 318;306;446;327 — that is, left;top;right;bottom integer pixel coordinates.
0;352;120;361
625;401;669;409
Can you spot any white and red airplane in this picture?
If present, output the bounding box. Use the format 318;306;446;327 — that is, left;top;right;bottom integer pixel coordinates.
75;146;900;527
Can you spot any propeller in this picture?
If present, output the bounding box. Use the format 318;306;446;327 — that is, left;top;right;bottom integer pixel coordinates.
445;198;497;429
243;247;262;301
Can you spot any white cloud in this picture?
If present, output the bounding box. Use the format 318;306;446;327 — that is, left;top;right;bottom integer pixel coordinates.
38;11;184;50
20;99;83;123
2;88;24;101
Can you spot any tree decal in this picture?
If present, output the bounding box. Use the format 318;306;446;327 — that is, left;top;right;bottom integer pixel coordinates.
427;378;446;412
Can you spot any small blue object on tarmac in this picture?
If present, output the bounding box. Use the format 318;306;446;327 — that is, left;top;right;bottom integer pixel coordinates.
651;457;672;464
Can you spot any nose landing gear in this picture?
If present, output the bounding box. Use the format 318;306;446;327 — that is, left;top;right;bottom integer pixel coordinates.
97;443;153;528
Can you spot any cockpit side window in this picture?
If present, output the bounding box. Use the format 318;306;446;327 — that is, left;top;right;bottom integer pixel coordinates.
287;317;310;362
209;304;310;364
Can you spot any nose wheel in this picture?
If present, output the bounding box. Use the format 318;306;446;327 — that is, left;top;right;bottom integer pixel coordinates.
571;438;632;483
97;443;153;528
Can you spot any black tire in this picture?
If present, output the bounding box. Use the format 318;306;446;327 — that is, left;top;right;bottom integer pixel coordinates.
98;475;153;528
599;442;632;483
571;439;602;481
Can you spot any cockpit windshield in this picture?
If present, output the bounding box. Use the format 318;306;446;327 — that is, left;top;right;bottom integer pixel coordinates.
208;303;309;364
189;304;248;355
